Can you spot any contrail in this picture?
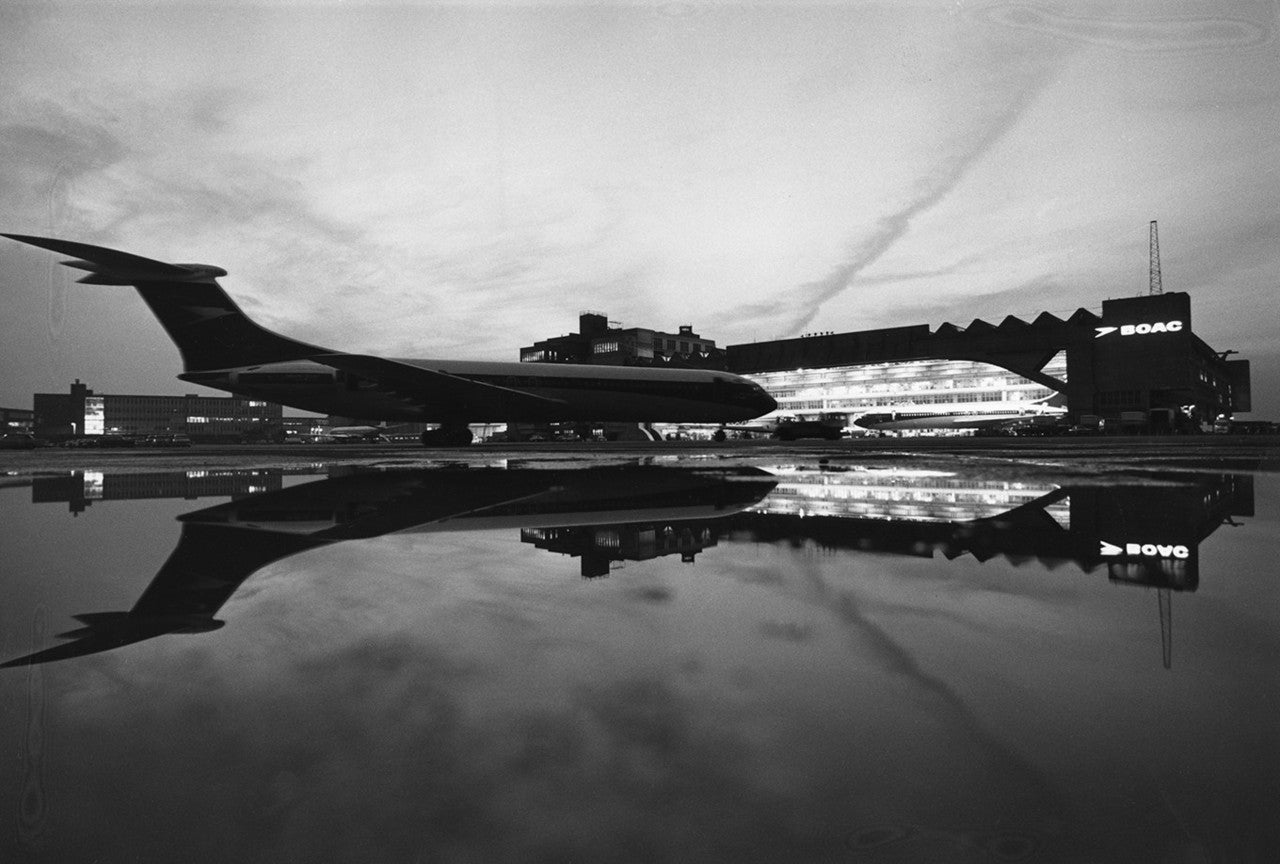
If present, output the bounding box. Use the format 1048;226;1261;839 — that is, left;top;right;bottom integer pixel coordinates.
739;38;1073;337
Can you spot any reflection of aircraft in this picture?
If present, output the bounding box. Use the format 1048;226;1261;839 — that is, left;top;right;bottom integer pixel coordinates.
2;466;776;666
2;235;776;445
3;465;1252;668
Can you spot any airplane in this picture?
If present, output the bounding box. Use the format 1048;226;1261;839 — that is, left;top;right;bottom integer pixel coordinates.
324;425;391;442
717;398;1065;440
2;234;777;445
850;395;1066;432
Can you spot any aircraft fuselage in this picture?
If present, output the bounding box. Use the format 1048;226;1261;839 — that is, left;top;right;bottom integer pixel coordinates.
181;358;775;423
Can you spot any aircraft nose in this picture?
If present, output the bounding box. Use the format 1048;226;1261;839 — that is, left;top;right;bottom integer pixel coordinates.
753;387;778;415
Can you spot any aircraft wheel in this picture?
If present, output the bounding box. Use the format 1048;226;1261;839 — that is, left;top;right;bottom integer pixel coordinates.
712;429;727;442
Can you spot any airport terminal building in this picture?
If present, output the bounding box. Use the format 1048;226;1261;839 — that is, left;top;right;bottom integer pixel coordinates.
524;291;1248;434
726;291;1249;433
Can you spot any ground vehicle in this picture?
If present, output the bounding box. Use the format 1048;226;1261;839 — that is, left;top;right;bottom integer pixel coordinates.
0;433;40;449
142;434;192;447
772;419;844;441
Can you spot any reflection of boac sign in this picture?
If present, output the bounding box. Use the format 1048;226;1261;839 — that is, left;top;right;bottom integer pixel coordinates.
1100;541;1190;559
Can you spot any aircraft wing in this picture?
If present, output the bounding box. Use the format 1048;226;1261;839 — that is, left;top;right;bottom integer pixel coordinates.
0;523;325;667
309;353;567;418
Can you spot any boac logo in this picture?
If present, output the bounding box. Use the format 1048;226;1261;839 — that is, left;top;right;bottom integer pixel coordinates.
1095;320;1183;338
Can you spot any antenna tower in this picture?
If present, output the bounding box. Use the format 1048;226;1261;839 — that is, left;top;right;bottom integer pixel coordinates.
1148;220;1163;295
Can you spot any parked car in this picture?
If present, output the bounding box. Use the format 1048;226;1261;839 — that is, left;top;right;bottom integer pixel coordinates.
0;433;40;449
63;437;99;448
772;420;844;441
97;435;138;448
141;434;193;447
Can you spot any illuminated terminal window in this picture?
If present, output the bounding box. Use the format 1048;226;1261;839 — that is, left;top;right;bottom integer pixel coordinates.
83;397;105;436
747;352;1068;424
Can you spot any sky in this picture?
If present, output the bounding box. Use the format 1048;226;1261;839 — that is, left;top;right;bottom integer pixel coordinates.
1;0;1277;414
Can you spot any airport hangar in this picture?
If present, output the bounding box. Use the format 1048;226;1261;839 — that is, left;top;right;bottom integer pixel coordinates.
722;291;1249;432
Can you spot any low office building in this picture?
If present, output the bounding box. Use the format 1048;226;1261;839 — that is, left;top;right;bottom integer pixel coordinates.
1;407;35;434
33;380;285;442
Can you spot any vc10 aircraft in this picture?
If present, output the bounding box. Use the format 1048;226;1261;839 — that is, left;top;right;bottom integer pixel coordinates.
3;234;776;444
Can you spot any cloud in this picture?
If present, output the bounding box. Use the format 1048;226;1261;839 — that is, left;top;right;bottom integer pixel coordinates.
728;23;1078;337
973;2;1275;54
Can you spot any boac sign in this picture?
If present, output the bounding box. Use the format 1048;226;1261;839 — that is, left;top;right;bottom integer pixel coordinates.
1095;320;1183;338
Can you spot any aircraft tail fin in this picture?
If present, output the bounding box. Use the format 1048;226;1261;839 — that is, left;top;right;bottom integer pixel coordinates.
3;234;332;371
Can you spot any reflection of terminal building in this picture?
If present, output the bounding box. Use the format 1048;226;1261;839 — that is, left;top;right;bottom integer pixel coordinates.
731;467;1253;669
32;470;285;513
757;467;1072;524
521;523;719;578
729;466;1253;592
33;380;285;442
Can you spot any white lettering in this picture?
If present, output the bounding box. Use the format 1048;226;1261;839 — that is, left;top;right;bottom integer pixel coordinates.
1096;320;1184;338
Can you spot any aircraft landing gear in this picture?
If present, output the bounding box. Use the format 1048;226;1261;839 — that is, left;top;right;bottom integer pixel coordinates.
420;424;473;447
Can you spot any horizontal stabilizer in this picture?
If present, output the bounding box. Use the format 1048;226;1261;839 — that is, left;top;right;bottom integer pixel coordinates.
3;232;326;370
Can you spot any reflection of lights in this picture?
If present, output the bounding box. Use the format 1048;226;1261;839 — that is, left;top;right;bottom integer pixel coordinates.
83;471;104;500
754;469;1059;522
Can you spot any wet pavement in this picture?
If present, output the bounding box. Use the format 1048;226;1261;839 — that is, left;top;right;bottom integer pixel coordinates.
1;441;1277;862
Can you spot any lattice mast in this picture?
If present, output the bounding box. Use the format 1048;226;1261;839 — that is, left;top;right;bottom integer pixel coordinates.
1148;220;1163;295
